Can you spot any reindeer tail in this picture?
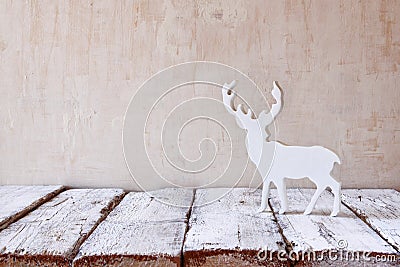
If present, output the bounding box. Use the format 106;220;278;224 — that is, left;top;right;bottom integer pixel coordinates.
330;150;341;165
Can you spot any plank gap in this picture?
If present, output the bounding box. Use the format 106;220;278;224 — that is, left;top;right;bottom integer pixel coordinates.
180;189;196;267
0;188;125;266
268;188;398;266
0;185;66;231
66;191;127;261
183;188;287;266
267;198;295;266
73;188;194;266
340;191;400;254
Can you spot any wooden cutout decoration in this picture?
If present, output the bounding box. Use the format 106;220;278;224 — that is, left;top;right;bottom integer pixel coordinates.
222;81;341;216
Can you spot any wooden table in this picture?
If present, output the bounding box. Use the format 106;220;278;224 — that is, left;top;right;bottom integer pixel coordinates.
0;186;398;266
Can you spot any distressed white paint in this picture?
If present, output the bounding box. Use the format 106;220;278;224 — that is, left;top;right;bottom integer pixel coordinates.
341;189;400;252
0;185;64;230
184;188;285;265
0;189;124;266
269;189;397;259
222;82;341;216
74;188;193;266
0;186;397;265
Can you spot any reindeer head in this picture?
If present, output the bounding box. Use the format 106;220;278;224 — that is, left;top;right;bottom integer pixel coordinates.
222;80;282;139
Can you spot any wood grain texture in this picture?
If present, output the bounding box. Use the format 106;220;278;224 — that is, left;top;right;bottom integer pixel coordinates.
269;188;399;266
0;188;124;267
183;188;287;266
0;1;399;190
73;188;194;267
341;189;400;253
0;185;64;231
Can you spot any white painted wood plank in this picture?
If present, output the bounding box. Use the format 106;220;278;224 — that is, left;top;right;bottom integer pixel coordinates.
269;188;398;265
0;188;124;266
183;188;287;266
0;185;64;230
73;188;194;267
341;189;400;252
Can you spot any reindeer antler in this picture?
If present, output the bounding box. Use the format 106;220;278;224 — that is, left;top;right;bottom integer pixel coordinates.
222;80;282;134
258;81;282;133
222;80;255;129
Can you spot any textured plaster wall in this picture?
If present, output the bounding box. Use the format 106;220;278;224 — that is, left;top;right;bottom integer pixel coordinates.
0;0;399;190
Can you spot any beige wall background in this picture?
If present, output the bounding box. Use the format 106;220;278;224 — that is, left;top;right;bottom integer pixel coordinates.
0;0;399;190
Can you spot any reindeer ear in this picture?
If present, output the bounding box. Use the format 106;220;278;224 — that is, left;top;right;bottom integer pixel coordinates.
272;81;282;99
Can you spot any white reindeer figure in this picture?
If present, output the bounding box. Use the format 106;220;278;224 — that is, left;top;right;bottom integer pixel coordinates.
222;80;341;216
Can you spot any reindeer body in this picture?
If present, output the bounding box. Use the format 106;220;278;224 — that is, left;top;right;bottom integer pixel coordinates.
222;81;341;216
254;142;340;179
255;141;341;216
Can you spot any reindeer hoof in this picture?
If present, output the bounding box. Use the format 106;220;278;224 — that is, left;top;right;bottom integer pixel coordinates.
303;208;312;215
258;207;271;213
330;210;339;217
257;207;265;213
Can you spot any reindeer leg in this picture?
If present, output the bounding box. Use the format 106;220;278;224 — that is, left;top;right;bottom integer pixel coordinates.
257;180;271;213
276;179;288;214
304;185;326;215
330;180;341;217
